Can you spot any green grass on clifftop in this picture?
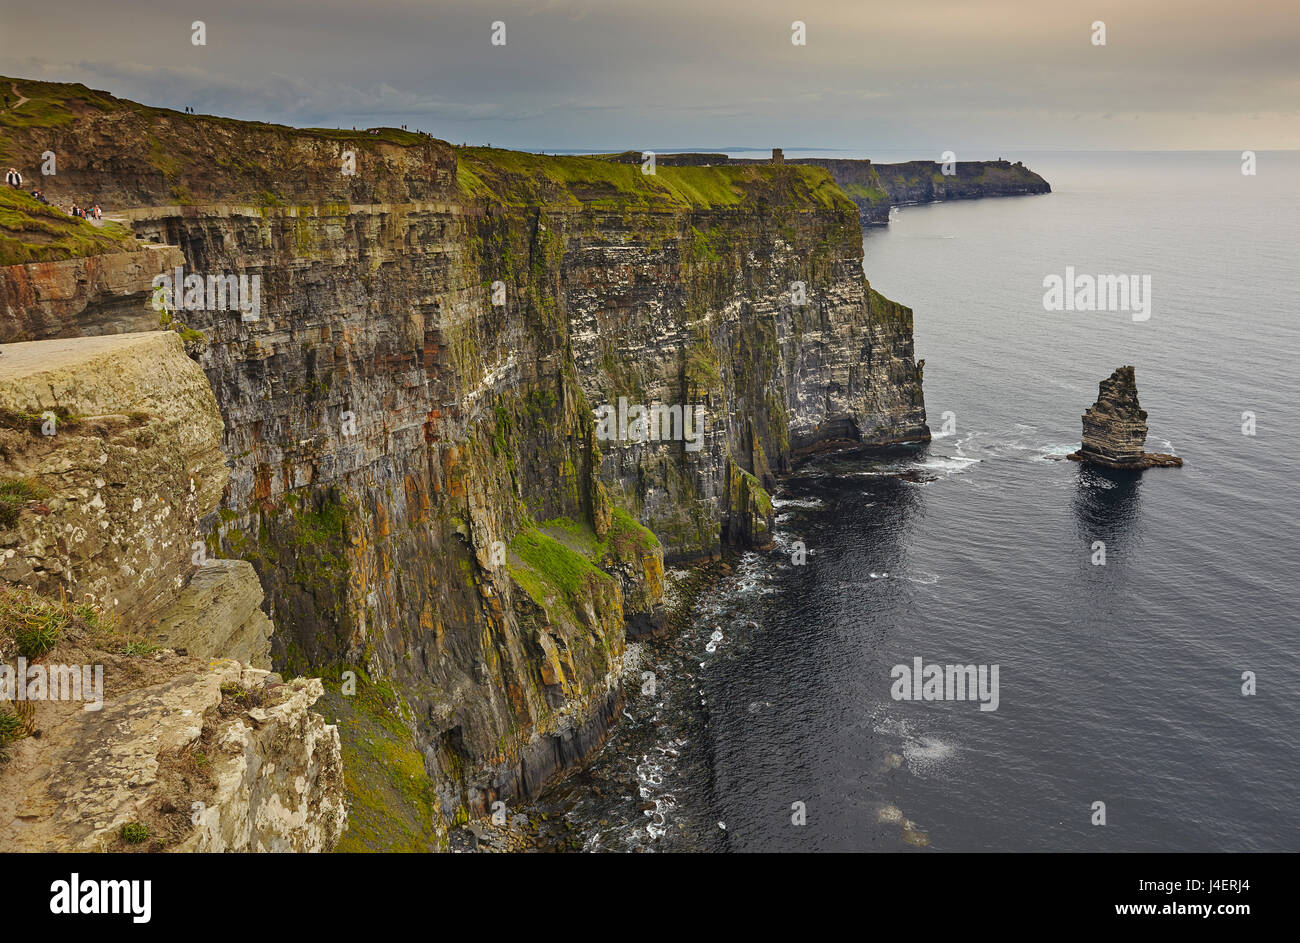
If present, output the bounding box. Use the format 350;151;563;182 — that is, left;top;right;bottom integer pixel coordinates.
841;181;889;205
0;76;430;150
1;76;860;218
0;79;121;132
457;146;853;213
0;187;135;266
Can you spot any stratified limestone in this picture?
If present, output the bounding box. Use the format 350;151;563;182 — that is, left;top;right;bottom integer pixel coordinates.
151;559;274;668
1067;366;1183;469
0;243;184;343
0;657;344;853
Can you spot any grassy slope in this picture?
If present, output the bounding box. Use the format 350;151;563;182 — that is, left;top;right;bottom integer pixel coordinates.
0;186;135;266
0;76;433;148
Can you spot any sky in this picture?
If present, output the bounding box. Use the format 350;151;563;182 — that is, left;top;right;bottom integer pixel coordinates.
2;0;1297;154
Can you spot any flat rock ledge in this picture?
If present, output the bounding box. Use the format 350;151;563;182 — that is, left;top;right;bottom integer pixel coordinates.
1066;450;1183;469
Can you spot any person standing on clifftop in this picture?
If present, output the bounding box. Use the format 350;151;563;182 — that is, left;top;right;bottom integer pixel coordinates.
4;167;21;188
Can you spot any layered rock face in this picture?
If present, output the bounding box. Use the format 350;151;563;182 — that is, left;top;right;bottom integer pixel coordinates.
0;78;929;840
0;245;184;343
1068;366;1183;469
152;559;274;668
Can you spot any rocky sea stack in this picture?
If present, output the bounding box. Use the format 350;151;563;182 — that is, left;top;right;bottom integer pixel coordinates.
1067;366;1183;470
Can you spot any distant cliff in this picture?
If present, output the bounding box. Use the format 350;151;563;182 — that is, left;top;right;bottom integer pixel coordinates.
0;78;928;847
599;151;1051;225
816;158;1051;225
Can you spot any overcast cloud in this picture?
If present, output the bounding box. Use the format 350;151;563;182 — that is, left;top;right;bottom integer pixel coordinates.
2;0;1296;153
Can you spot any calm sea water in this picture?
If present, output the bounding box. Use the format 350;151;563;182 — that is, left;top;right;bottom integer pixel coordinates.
552;151;1300;852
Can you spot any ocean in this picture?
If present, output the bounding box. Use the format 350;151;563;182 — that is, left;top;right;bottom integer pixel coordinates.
551;150;1300;852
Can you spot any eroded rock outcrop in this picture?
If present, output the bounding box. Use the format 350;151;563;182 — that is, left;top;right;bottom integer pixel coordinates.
0;653;344;852
846;158;1051;224
178;665;345;852
1068;366;1183;469
0;331;226;619
1;327;343;852
152;559;274;668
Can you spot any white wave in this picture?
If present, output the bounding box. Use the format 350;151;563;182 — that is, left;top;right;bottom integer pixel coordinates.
902;573;941;585
862;571;940;585
771;496;825;509
853;455;979;478
925;456;979;473
872;713;958;777
903;735;956;776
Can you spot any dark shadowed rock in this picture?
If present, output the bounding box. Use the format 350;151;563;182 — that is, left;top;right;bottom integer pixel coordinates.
1067;366;1183;469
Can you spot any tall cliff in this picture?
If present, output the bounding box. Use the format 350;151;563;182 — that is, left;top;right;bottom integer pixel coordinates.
0;78;928;846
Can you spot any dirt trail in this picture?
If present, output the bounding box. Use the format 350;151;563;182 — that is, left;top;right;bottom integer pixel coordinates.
4;82;30;113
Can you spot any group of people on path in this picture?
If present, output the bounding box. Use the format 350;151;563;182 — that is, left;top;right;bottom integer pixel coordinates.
7;165;101;220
